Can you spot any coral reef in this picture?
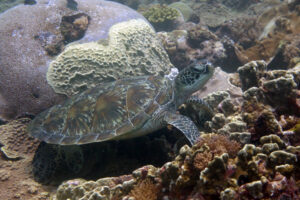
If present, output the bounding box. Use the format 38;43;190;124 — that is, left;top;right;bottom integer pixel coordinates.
221;0;260;10
237;1;300;68
47;19;172;96
238;60;299;112
0;118;54;200
140;4;181;31
51;57;299;199
267;34;300;69
157;30;191;70
1;0;300;199
0;0;159;120
0;118;38;160
215;16;261;50
157;0;300;72
192;2;234;28
0;0;23;13
193;67;243;98
52;59;300;198
52;134;243;200
237;60;267;91
187;25;219;48
129;178;160;200
158;26;227;70
55;176;134;200
169;2;196;22
31;127;180;185
111;0;143;9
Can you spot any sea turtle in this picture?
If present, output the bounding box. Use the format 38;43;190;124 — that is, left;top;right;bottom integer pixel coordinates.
28;61;214;145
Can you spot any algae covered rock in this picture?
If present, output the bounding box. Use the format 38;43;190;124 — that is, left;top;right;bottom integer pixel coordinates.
0;0;171;120
47;19;172;96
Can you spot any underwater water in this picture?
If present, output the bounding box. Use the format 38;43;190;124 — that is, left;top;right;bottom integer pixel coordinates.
0;0;299;199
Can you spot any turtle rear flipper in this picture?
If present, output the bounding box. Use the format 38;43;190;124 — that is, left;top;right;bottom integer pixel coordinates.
164;112;200;145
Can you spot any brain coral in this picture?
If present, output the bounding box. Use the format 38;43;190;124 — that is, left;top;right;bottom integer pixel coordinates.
0;0;168;120
47;19;172;96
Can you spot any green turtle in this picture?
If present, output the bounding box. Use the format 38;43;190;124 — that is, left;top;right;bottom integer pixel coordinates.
28;61;214;145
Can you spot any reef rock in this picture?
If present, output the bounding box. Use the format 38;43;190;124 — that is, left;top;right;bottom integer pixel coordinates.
0;0;172;120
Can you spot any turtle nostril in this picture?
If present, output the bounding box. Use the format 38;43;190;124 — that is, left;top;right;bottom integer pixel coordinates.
33;92;40;99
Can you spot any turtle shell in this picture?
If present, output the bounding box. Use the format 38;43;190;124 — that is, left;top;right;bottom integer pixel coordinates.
28;75;174;145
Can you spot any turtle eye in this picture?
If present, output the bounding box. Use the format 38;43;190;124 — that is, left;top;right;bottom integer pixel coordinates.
192;65;206;74
193;61;212;74
190;65;205;75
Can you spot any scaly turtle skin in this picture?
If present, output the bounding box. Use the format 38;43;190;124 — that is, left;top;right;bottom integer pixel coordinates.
28;62;214;145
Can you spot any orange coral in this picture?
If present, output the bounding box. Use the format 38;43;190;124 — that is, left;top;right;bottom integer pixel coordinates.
129;179;160;200
195;134;241;157
193;151;213;171
191;134;241;172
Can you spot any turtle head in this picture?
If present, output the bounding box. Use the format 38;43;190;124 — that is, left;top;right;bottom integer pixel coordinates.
174;60;214;106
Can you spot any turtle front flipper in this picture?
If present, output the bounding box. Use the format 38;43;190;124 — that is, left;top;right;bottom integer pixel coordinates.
164;112;200;145
181;96;214;127
186;96;213;116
